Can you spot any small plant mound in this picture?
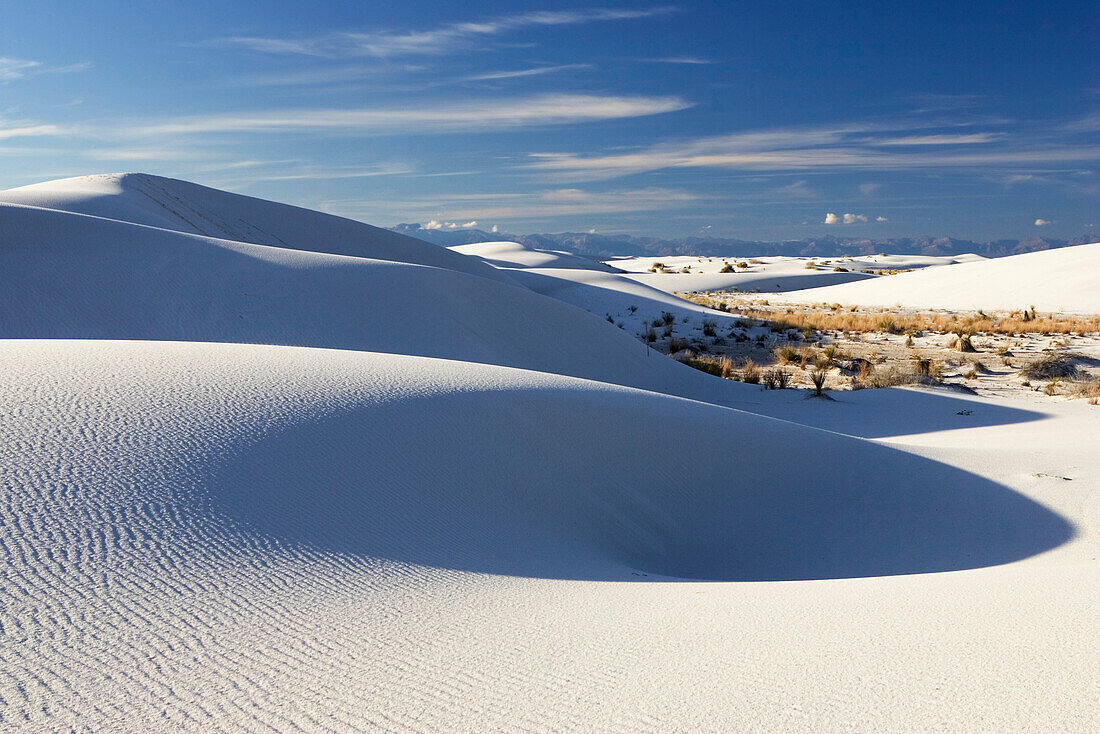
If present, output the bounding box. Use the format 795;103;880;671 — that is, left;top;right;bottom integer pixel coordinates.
1020;353;1081;381
719;262;734;273
774;344;800;365
762;369;791;390
809;368;828;396
954;330;976;352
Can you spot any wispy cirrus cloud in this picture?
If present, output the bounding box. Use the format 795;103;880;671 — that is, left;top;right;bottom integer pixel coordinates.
325;186;695;223
525;122;1100;180
0;57;90;82
642;56;714;65
205;7;676;58
123;94;691;136
0;119;67;140
462;63;592;81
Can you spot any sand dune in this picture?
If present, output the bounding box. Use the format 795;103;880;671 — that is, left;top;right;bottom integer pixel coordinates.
1;174;1096;731
0;201;730;399
775;242;1100;312
451;239;619;271
0;173;507;282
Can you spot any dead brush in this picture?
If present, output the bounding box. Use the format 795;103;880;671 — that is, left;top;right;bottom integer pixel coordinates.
739;358;761;384
1019;353;1081;381
679;296;1100;336
762;368;791;390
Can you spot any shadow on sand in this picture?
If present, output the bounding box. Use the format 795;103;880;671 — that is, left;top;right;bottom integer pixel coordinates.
210;385;1072;582
720;383;1047;439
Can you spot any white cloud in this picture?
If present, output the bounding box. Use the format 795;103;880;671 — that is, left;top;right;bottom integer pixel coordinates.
423;219;480;230
824;212;867;224
126;94;691;136
490;225;499;233
208;8;675;58
876;216;888;222
334;186;695;223
871;133;1000;146
859;182;882;196
645;56;714;64
524;123;1100;180
0;57;89;82
462;63;591;81
1034;218;1051;226
0;57;41;81
0;122;66;140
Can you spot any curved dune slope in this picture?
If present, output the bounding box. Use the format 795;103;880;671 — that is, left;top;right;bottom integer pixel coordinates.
450;240;619;271
779;242;1100;312
0;202;732;398
0;173;507;283
0;341;1071;728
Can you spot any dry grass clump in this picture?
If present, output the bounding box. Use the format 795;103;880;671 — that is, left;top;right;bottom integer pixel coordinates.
810;368;828;396
774;344;800;365
762;369;791;389
1074;377;1100;404
679;296;1100;336
739;358;761;384
1019;353;1081;381
674;351;733;379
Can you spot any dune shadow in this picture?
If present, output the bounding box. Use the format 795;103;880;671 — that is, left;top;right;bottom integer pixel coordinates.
730;385;1047;439
208;386;1073;582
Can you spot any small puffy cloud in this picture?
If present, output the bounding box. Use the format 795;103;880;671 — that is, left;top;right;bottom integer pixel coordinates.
876;216;888;222
588;228;597;234
490;224;499;233
824;212;868;224
425;220;479;230
1034;218;1051;226
859;182;881;196
422;219;443;230
460;221;477;228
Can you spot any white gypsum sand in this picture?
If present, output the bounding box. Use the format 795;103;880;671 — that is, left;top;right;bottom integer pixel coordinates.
0;174;1097;732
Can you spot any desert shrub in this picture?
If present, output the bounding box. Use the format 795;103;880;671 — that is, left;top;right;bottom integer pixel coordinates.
810;368;827;396
823;344;839;363
833;266;848;272
762;368;791;389
1020;354;1081;380
702;320;717;337
661;311;676;326
645;327;657;343
740;359;761;384
662;325;674;338
1073;377;1100;401
962;364;978;380
877;317;902;334
719;262;734;273
954;330;975;352
775;344;800;364
606;314;614;323
628;305;638;313
804;261;817;270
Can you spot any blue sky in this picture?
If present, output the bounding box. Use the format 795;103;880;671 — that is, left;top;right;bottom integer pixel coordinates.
1;1;1097;239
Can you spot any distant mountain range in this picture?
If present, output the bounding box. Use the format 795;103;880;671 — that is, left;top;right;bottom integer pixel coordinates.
391;223;1100;260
